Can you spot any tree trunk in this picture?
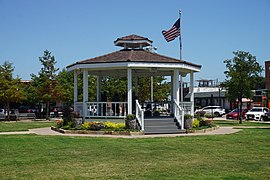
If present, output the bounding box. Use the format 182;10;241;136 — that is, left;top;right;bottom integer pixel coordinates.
7;102;10;121
239;97;243;124
46;101;50;120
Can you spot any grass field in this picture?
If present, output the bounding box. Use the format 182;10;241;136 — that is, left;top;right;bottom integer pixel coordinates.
0;122;269;179
0;121;55;132
213;119;270;127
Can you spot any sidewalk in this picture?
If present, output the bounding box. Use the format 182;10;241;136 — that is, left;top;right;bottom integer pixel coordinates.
0;126;242;138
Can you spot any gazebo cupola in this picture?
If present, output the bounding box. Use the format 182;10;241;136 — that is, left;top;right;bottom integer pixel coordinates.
114;34;153;49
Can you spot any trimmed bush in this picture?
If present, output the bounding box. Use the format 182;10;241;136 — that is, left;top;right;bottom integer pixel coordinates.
192;119;200;128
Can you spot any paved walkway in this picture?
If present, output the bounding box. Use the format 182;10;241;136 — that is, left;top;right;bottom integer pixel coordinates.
0;127;242;138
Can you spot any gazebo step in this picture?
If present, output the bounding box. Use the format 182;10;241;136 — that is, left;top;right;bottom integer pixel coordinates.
144;117;185;134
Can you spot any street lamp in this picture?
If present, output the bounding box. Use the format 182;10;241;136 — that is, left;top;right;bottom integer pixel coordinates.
218;85;223;107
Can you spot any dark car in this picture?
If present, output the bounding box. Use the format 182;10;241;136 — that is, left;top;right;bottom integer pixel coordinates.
226;108;248;120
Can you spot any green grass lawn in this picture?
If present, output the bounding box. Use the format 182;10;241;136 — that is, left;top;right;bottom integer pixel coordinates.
213;120;270;127
0;121;55;132
0;128;269;179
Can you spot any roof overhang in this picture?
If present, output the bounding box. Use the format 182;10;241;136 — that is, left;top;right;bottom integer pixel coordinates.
67;61;201;77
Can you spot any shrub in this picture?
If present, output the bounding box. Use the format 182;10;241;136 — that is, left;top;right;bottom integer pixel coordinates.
56;119;63;128
184;114;193;120
81;122;90;130
126;114;136;120
104;121;125;130
192;119;200;128
204;113;215;118
63;121;74;130
199;119;213;127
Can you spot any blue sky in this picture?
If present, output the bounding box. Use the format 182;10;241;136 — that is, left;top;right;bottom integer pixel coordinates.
1;0;270;82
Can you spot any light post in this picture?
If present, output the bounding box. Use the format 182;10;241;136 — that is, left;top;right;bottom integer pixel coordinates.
218;85;223;107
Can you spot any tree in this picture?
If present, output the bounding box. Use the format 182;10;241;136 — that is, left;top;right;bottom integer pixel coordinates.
0;61;26;119
54;69;74;106
31;50;59;119
223;51;263;124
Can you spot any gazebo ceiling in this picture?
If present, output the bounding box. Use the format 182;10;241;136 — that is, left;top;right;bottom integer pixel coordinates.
67;34;202;75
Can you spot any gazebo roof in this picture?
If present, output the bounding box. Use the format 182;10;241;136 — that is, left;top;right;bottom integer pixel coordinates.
67;49;201;68
114;34;153;48
67;34;202;76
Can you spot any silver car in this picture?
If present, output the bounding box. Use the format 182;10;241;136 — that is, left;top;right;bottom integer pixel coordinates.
195;106;225;117
245;107;269;121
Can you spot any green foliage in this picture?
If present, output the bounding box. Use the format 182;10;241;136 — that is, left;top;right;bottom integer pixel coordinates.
54;69;74;104
138;76;170;102
0;61;26;118
30;50;59;119
126;114;136;120
204;113;215;118
223;51;263;124
104;121;125;130
63;121;74;130
81;122;104;131
192;119;200;128
184;114;193;120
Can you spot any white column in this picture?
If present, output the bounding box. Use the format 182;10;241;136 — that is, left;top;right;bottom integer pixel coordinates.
170;75;174;114
73;70;78;112
180;75;184;103
190;72;194;116
173;70;180;103
127;68;132;114
83;69;89;119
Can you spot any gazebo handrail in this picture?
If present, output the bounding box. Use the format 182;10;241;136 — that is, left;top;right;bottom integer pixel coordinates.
135;100;144;131
174;99;184;130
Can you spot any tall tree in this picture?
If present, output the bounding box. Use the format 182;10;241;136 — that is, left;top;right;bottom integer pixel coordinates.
54;69;74;105
0;61;26;119
31;50;59;119
223;51;263;124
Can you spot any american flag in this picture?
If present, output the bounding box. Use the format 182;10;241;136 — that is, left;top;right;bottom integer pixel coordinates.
162;18;180;42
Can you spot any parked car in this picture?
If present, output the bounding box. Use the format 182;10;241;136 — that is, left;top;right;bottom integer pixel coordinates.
245;107;269;121
262;111;270;121
226;108;248;120
0;109;6;115
195;106;225;117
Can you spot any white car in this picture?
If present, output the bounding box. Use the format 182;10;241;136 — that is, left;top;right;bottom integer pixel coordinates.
195;106;225;117
245;107;269;121
0;109;7;115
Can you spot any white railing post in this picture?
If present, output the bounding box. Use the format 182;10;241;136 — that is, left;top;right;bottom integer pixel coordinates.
174;99;184;130
141;110;144;131
135;100;144;131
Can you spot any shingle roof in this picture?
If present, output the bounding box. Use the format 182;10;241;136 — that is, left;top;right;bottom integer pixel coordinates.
114;34;153;48
68;49;201;68
114;34;153;43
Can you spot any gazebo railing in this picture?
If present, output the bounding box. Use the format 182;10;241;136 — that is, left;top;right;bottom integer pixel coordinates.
135;100;144;131
174;99;184;130
86;102;127;117
180;101;192;115
142;101;171;116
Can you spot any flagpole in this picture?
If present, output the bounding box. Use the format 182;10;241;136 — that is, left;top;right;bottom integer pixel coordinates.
179;10;182;60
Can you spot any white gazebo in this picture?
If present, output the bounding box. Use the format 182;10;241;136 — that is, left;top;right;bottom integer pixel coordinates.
67;34;201;131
